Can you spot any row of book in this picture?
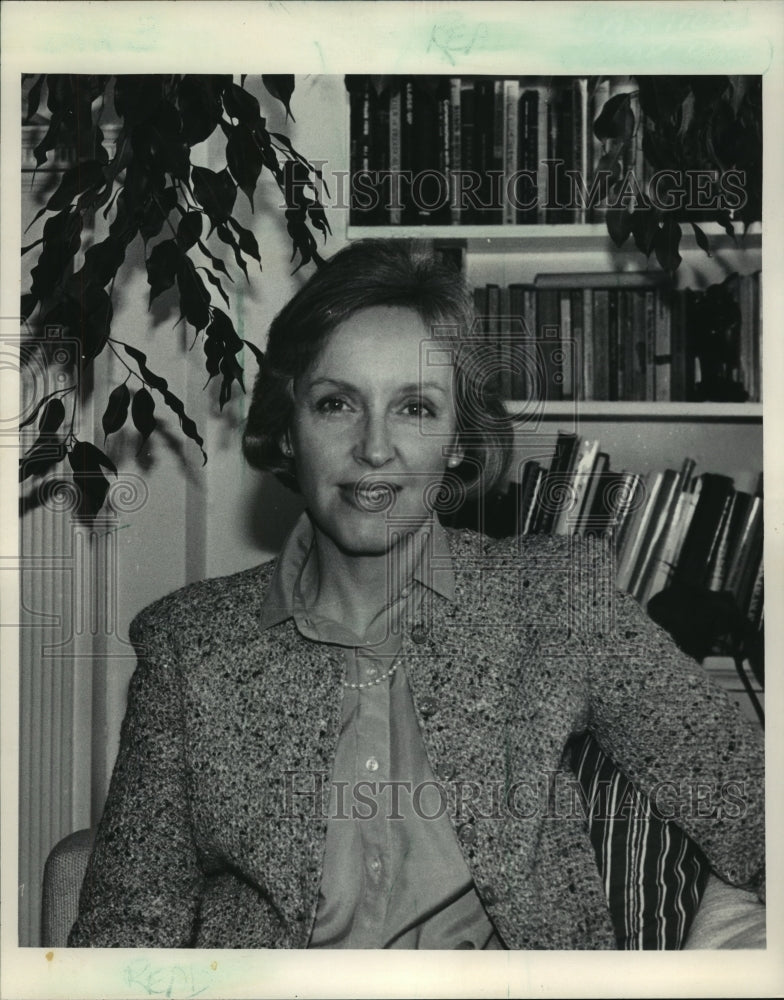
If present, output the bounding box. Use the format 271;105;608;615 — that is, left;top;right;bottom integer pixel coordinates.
347;75;639;226
444;432;763;632
471;270;761;403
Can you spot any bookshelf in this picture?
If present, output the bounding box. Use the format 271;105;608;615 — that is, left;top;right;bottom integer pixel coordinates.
342;74;764;722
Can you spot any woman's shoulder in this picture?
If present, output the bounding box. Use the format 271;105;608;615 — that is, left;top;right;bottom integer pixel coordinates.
444;525;577;563
129;559;277;646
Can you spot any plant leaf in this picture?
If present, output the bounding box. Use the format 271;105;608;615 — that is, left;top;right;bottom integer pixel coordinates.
691;222;712;257
191;165;237;230
208;307;244;354
145;238;181;304
24;74;45;124
177;211;203;251
222;82;262;126
605;206;633;248
593;92;635;142
46;160;106;213
198;266;230;308
67;440;113;521
243;339;265;369
102;383;131;441
122;343;207;464
216;223;249;281
227;216;261;264
19;440;67;482
176;255;211;331
226;123;264;209
131;387;157;448
38;397;66;434
177;75;227;145
654;217;682;271
630;206;659;257
262;75;296;121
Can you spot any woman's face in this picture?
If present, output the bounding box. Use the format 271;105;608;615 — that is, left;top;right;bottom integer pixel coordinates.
289;305;462;557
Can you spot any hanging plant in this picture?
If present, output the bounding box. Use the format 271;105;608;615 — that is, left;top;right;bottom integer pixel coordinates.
593;75;761;271
20;73;330;521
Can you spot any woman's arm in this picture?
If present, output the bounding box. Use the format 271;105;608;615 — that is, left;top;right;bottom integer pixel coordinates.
69;610;204;947
583;587;765;900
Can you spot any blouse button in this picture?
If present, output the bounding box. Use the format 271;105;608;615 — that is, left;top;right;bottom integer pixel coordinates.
458;822;476;846
479;883;499;905
365;757;379;772
411;624;429;644
419;696;437;717
366;664;379;679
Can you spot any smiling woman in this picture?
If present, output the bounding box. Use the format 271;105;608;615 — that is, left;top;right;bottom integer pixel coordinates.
68;240;765;951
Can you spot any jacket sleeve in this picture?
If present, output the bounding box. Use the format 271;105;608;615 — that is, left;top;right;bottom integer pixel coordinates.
68;607;204;947
582;586;765;902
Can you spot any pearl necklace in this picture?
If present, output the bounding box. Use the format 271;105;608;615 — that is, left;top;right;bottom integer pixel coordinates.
343;653;401;690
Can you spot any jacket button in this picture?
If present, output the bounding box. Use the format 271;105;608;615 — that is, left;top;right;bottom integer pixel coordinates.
419;696;437;717
411;624;428;644
458;822;476;846
439;761;456;781
479;882;503;905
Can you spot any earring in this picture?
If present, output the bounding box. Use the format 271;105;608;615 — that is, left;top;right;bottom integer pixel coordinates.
281;441;293;457
447;454;461;468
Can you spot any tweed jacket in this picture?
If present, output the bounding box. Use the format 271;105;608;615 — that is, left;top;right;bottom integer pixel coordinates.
69;529;765;950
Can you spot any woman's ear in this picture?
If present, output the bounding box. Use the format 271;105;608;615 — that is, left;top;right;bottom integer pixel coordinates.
280;433;294;458
447;440;465;468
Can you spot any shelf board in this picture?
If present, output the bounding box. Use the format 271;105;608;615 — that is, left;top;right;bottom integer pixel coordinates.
347;222;761;256
504;401;763;421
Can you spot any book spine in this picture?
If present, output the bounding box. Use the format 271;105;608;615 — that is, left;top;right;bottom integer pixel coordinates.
570;289;585;401
654;287;672;401
581;288;594;401
589;77;610;222
573;78;589;225
402;79;416;225
644;289;656;402
508;283;528;400
607;290;619;402
517;88;539;224
503;79;519;225
592;289;610;401
616;471;664;593
449;77;462;224
388;86;402;225
559;290;573;400
631;288;647;402
536;287;563;403
460;79;476;222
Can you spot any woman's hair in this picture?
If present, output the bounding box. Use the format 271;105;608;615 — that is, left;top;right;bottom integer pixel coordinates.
242;239;514;501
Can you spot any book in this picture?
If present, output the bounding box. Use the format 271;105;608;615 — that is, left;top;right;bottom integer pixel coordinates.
592;289;610;400
631;467;681;603
552;437;600;536
535;287;563;403
559;290;574;400
581;288;594;401
449;77;462;224
388;85;402;225
503;79;520;225
517;86;539;224
615;470;665;592
517;459;545;534
673;473;736;590
534;431;580;534
574;450;610;536
654;287;672;401
508;283;532;400
460;78;476;184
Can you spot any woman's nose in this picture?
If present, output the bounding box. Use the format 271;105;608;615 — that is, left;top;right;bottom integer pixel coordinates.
353;412;395;467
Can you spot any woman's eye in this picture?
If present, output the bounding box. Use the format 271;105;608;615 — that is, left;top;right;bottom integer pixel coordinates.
402;400;435;418
316;396;351;414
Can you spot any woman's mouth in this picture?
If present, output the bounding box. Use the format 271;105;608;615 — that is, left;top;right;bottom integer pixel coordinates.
339;481;401;512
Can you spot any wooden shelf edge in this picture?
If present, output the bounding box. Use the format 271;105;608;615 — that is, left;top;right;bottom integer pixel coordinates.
347;223;761;256
504;401;763;421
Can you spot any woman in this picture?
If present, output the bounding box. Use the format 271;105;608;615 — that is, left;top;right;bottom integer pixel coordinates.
69;240;764;950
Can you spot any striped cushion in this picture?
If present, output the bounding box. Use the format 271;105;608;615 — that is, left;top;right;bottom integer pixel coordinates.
571;733;710;949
